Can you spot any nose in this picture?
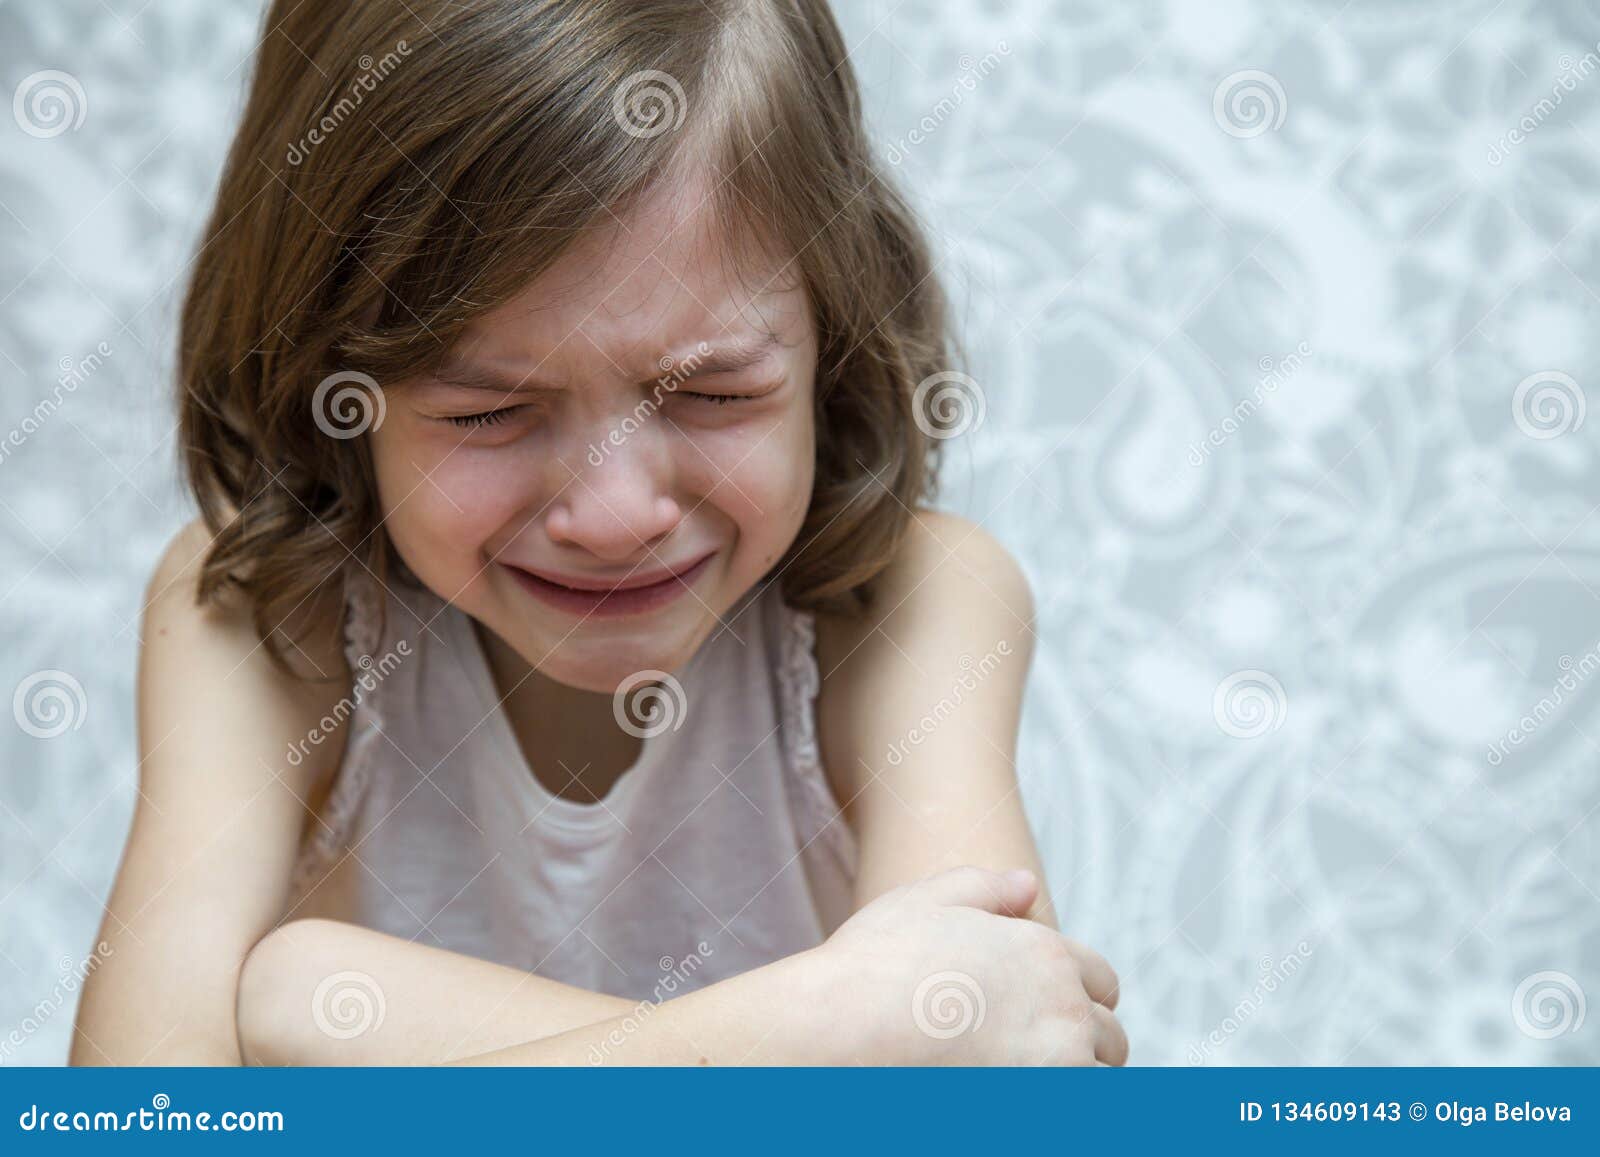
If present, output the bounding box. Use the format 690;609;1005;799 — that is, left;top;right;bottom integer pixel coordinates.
544;432;684;562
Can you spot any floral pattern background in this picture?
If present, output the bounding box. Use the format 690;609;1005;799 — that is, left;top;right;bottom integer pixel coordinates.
1;0;1596;1064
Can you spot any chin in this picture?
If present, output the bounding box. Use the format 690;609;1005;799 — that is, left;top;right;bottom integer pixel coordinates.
518;621;712;694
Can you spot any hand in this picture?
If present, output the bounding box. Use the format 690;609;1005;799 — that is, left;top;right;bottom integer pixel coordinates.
809;865;1128;1065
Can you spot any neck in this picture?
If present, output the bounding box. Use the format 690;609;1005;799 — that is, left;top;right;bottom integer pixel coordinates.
473;619;644;803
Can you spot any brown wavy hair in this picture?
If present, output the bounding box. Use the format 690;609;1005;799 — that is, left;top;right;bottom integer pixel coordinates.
179;0;957;680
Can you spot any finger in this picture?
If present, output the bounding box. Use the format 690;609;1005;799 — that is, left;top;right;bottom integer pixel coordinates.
1091;1003;1130;1066
1055;935;1121;1010
1054;1001;1125;1067
915;865;1038;917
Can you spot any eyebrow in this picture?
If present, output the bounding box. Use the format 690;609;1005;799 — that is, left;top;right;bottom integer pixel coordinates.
430;333;784;394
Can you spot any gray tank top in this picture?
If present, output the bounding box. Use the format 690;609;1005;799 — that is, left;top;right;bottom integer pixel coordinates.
286;568;857;1000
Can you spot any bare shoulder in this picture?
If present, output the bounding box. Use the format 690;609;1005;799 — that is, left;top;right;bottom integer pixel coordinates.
816;508;1034;662
139;516;350;798
812;509;1036;806
806;507;1041;868
883;508;1033;621
72;518;353;1063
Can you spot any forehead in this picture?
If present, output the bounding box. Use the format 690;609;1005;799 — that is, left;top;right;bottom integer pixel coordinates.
455;175;810;369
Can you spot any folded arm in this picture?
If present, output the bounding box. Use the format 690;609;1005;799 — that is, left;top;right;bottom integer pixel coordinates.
96;516;1118;1067
236;917;836;1065
815;509;1057;926
72;519;339;1065
235;510;1114;1066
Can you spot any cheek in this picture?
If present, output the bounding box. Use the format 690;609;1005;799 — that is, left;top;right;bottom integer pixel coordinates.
684;409;814;550
370;426;528;578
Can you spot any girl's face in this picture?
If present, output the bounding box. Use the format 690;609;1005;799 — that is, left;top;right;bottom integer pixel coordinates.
368;176;817;693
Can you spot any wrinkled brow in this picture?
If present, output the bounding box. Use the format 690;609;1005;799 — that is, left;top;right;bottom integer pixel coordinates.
430;333;784;393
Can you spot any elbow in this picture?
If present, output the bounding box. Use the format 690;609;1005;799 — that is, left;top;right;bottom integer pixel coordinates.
236;918;343;1066
71;962;242;1066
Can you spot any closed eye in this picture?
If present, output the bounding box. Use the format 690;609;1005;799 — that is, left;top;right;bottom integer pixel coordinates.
445;406;525;428
678;381;784;405
680;392;748;406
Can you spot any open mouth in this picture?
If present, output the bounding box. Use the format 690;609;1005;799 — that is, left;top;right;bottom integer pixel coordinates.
503;551;716;619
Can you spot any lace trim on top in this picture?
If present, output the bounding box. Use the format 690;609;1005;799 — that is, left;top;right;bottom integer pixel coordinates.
774;599;856;867
289;568;387;893
292;575;854;890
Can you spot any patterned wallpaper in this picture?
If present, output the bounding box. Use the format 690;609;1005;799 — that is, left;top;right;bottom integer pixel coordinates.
1;0;1595;1064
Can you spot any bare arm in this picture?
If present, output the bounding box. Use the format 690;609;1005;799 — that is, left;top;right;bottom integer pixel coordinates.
71;518;343;1064
448;867;1125;1066
445;947;834;1065
95;529;655;1067
236;918;639;1064
440;511;1125;1067
238;917;838;1066
816;509;1059;926
232;510;1124;1066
